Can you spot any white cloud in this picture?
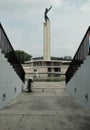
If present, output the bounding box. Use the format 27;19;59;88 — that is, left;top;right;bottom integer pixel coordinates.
80;0;90;12
50;0;63;8
0;0;90;58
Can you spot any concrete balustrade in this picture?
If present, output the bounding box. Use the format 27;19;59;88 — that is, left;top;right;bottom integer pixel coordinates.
0;49;24;109
66;55;90;107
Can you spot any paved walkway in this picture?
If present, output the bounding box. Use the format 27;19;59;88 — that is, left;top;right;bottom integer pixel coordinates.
0;82;90;130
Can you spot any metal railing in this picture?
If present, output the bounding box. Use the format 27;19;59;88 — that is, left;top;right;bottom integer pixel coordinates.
0;23;25;83
66;26;90;84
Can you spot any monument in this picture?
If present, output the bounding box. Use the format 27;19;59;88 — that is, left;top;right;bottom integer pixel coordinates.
23;6;63;80
43;6;52;61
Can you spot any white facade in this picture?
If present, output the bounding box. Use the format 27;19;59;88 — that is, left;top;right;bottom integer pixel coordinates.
66;55;90;107
23;60;62;79
0;49;24;109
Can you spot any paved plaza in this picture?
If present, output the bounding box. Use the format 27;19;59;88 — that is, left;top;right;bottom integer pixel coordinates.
0;82;90;130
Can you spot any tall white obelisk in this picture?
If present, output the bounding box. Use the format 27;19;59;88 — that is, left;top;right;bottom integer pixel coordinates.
43;21;51;61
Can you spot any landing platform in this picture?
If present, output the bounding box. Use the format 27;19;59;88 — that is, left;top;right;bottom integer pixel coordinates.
0;82;90;130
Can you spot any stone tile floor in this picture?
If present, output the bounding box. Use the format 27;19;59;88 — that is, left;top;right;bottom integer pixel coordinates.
0;82;90;130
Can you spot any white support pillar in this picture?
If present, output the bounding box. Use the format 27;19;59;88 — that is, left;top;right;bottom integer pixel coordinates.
43;21;51;61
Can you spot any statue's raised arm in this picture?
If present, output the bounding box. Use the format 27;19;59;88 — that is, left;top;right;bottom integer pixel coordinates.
44;6;52;22
48;6;52;11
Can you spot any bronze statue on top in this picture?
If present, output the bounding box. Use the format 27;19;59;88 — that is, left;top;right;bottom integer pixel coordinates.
44;6;52;22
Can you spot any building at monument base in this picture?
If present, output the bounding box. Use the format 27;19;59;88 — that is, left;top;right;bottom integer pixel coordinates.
24;60;61;79
23;59;70;81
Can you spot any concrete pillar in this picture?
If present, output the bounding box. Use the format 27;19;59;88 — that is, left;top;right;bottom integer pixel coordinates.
43;21;51;60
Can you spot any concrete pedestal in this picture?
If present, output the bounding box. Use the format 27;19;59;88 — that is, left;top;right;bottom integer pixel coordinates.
43;21;51;61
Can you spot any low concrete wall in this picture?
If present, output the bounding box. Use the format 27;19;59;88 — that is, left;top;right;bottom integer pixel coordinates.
0;50;24;109
66;56;90;107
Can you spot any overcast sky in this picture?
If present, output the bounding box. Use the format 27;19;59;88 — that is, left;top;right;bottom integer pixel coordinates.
0;0;90;58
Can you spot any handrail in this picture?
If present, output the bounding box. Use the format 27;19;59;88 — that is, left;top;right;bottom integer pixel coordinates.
66;26;90;84
0;23;25;83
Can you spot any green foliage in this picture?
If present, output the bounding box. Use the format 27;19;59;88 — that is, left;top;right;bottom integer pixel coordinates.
51;56;63;60
64;56;72;60
33;76;65;82
51;56;72;61
15;50;32;64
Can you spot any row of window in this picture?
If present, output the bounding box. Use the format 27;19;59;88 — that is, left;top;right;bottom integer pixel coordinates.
31;61;61;67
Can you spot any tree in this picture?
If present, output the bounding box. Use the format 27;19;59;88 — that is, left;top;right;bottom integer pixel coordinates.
15;50;32;64
64;56;72;60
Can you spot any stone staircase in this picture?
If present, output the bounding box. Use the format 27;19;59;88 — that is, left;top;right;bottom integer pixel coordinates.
66;26;90;108
0;23;25;109
66;55;90;107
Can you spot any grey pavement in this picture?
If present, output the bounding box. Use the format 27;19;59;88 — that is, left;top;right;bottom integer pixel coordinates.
0;82;90;130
